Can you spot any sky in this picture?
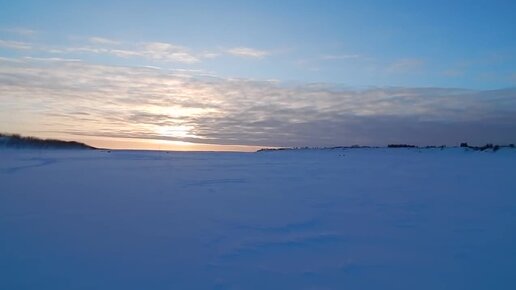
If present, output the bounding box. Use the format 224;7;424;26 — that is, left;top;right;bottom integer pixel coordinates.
0;0;515;151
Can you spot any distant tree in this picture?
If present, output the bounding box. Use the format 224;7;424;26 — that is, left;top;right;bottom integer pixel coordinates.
479;144;493;151
387;144;417;148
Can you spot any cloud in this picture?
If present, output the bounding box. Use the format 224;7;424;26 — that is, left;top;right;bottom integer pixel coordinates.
0;35;208;64
0;40;32;50
1;57;515;147
23;56;82;62
141;42;200;63
201;52;219;59
88;37;120;45
57;41;204;63
1;27;37;36
227;47;269;58
0;34;252;64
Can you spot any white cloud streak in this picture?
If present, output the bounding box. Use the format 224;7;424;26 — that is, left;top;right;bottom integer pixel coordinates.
0;40;32;50
0;36;212;64
0;34;270;64
1;27;37;36
141;42;200;63
227;47;269;58
88;37;120;45
60;41;205;63
321;54;361;60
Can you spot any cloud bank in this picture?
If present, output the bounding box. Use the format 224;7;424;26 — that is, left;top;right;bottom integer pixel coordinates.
1;57;515;147
227;47;269;58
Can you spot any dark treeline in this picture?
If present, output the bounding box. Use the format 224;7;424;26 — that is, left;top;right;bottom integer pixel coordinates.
0;133;95;150
459;142;514;152
258;143;515;152
387;144;417;148
257;145;377;152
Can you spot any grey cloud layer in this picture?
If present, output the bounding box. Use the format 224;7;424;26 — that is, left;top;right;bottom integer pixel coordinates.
1;58;515;146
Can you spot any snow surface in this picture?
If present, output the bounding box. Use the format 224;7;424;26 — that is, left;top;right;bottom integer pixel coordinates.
1;148;515;290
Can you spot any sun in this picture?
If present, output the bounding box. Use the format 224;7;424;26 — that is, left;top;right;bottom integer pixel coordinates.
156;125;197;139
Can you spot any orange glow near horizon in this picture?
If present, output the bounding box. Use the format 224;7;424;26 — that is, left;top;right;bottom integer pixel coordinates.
3;130;266;152
71;135;264;152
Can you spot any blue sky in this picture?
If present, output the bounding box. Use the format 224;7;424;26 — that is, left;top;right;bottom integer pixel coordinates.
2;0;515;88
0;0;515;149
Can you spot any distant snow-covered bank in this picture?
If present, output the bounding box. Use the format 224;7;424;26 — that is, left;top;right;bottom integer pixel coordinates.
0;133;95;150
